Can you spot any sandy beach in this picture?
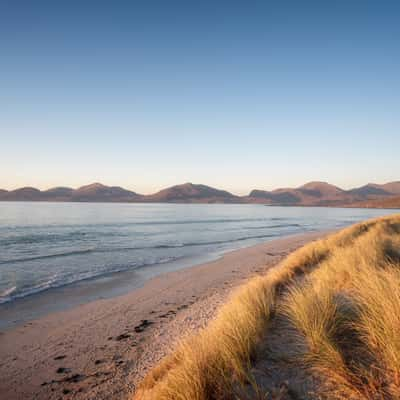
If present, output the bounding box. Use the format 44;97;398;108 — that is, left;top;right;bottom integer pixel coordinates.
0;230;327;400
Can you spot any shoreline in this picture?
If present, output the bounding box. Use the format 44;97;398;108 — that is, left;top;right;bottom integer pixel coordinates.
0;230;330;400
0;230;294;331
1;199;399;209
0;251;219;331
1;199;400;211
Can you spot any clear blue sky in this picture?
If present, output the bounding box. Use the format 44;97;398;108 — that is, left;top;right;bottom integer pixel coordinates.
1;1;399;195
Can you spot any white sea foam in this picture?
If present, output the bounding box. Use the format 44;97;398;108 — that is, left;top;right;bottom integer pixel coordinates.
0;285;17;302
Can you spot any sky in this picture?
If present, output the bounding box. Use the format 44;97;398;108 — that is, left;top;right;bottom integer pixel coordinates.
1;0;399;195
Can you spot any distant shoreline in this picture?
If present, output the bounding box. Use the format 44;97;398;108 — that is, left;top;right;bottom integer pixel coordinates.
1;199;400;210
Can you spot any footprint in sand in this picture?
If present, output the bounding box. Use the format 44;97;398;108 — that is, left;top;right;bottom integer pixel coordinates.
63;374;85;383
134;319;153;332
56;367;71;374
159;310;176;318
115;333;131;341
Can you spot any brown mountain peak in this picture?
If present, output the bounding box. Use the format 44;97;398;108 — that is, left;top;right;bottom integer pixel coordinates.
77;182;107;191
300;181;343;192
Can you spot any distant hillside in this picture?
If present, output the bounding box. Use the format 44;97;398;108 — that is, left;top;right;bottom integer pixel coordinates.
1;180;400;207
43;187;74;198
247;181;400;207
0;183;142;203
248;188;302;205
143;183;242;203
348;184;390;198
248;181;355;206
353;195;400;209
1;187;43;201
364;181;400;195
69;183;141;202
0;182;239;204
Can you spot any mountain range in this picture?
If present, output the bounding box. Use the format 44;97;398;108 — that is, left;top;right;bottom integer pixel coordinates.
1;181;400;208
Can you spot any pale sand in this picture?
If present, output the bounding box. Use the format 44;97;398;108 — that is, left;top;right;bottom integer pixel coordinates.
0;231;328;400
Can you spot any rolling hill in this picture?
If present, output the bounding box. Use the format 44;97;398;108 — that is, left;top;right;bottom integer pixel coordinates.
69;183;141;202
246;181;400;206
142;183;242;203
0;183;142;203
247;181;354;206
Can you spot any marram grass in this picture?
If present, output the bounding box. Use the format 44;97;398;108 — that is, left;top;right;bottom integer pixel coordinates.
134;214;400;400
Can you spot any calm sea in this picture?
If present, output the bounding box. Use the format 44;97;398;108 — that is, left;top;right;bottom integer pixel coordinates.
0;202;397;306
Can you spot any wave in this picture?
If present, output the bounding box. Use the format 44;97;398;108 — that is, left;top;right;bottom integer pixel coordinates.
0;231;286;265
0;256;182;304
0;249;95;264
0;231;88;246
0;285;17;298
244;223;301;230
181;233;279;247
0;219;296;248
0;217;291;231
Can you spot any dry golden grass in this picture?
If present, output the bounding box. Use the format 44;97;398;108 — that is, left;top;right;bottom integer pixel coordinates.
134;214;400;400
135;272;280;400
282;216;400;399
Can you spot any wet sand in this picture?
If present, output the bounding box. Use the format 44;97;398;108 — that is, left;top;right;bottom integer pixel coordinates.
0;230;328;400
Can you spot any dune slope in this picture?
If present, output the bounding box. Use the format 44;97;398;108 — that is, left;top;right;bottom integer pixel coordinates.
134;214;400;400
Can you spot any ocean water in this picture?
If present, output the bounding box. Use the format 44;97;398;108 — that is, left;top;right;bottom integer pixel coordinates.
0;202;397;305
